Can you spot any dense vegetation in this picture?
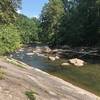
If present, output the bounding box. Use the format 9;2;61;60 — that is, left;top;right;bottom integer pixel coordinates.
15;14;39;44
0;0;39;55
0;24;21;55
0;0;100;53
39;0;64;43
0;0;21;23
40;0;100;47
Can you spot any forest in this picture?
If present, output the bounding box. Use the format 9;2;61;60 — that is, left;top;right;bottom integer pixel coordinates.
0;0;100;53
40;0;100;47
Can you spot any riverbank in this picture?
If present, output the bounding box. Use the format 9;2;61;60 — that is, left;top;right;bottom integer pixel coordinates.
7;45;100;97
0;58;100;100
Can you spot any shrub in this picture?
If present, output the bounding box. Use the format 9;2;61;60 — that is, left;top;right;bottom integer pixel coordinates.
0;24;21;55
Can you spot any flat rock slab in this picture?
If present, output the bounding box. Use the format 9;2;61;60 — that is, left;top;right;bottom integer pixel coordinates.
0;59;100;100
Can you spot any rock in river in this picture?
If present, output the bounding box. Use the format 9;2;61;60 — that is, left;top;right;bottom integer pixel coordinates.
42;46;51;53
48;56;56;61
55;56;60;59
61;63;70;66
69;58;85;67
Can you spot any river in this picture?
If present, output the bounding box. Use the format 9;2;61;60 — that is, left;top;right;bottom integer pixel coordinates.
10;45;100;96
11;46;63;72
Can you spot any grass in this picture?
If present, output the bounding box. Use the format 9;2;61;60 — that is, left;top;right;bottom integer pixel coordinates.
25;90;36;100
0;68;5;79
48;63;100;96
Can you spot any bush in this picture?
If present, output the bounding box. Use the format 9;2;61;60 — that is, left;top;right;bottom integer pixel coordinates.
0;24;21;55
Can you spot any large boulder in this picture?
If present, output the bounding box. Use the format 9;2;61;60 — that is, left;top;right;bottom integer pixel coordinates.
69;58;85;67
48;56;56;61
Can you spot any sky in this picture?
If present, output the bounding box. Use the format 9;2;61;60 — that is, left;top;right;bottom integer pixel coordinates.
19;0;48;18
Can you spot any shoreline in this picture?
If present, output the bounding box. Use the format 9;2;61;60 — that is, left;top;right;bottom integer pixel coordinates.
0;57;100;100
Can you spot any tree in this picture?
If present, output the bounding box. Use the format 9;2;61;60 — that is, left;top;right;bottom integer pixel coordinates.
0;0;21;23
56;0;100;46
15;14;39;44
39;0;65;44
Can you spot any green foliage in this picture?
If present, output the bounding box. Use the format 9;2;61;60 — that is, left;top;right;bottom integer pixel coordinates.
0;0;40;55
25;90;36;100
0;24;21;55
39;0;65;44
0;0;22;23
39;0;100;47
0;0;22;55
15;14;39;44
59;0;100;46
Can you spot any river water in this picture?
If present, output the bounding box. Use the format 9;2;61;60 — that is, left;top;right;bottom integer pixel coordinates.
11;46;63;72
10;46;100;96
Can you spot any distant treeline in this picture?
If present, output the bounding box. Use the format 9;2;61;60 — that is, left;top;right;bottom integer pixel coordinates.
39;0;100;47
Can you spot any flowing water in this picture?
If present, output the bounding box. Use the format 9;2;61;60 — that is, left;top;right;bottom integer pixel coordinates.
11;46;63;72
10;45;100;96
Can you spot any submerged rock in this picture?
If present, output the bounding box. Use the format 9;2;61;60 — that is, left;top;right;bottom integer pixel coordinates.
26;53;35;56
69;58;85;67
61;63;70;66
